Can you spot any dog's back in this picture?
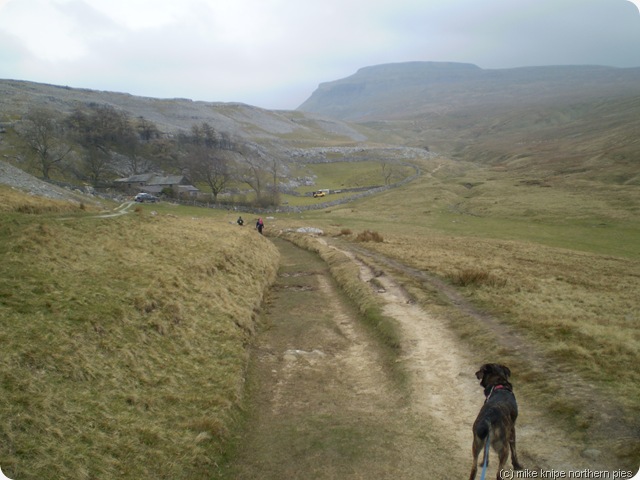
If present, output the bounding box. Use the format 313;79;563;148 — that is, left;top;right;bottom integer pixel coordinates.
473;387;518;454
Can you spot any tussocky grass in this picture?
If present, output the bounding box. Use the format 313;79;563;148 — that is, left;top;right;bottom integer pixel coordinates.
0;187;279;479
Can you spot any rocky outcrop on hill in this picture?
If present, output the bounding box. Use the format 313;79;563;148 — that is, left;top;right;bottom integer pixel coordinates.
0;160;101;204
289;145;435;163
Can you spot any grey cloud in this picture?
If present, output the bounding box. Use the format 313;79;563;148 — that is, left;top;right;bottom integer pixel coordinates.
1;0;639;109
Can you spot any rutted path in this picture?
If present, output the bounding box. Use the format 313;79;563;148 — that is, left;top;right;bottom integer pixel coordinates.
327;241;600;475
339;240;637;473
94;200;136;217
219;238;458;479
219;236;620;479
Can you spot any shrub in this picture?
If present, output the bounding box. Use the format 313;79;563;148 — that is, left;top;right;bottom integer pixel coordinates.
449;268;506;288
339;228;353;236
356;230;384;243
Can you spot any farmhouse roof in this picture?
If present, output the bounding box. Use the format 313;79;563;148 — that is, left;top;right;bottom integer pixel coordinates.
148;175;186;185
114;174;188;186
176;184;199;193
114;173;154;183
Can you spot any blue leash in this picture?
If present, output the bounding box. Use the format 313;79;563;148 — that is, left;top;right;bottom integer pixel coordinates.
480;431;490;480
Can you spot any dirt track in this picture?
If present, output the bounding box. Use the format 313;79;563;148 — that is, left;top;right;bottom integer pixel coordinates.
346;245;603;472
220;236;629;479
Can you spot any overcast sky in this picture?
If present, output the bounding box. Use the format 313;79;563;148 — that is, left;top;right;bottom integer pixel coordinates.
1;0;639;110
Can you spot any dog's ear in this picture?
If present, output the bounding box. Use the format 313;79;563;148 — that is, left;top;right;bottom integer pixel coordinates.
499;365;511;379
475;364;489;380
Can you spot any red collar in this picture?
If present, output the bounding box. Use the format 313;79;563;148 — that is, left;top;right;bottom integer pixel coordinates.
485;384;508;402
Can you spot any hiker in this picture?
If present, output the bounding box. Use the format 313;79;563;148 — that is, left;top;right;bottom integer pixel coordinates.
237;216;244;226
256;217;264;235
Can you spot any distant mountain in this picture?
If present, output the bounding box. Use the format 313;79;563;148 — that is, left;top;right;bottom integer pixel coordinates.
297;61;640;122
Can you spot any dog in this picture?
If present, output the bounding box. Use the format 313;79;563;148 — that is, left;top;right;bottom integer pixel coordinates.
469;363;523;480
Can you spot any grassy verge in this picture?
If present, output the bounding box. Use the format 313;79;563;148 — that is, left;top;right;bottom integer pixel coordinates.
0;188;280;479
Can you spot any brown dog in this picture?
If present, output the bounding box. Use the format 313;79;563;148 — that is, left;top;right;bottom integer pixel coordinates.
469;364;523;480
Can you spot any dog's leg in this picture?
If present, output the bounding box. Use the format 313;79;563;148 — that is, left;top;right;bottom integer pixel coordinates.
468;434;482;480
509;425;523;470
495;435;510;480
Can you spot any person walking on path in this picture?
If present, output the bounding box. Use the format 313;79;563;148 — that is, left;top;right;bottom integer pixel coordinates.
256;217;264;235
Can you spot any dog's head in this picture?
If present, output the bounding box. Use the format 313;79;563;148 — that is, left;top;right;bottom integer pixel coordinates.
475;363;512;390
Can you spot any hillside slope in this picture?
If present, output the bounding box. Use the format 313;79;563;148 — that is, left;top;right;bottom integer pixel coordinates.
0;79;392;151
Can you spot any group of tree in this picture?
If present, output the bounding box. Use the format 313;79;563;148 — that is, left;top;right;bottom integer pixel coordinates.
176;123;280;206
14;104;280;205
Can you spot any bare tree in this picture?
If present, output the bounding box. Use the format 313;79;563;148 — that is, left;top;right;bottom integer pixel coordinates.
182;123;242;201
147;137;179;173
235;146;269;202
121;116;162;175
267;155;281;206
78;148;113;187
67;105;140;185
18;107;71;179
381;162;401;185
111;151;155;178
187;145;233;202
136;116;160;143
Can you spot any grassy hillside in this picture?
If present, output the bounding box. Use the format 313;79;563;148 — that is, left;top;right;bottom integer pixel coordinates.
0;187;279;479
398;94;640;189
293;156;639;256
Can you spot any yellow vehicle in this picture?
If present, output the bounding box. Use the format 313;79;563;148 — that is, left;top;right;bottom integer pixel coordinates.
313;191;326;198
